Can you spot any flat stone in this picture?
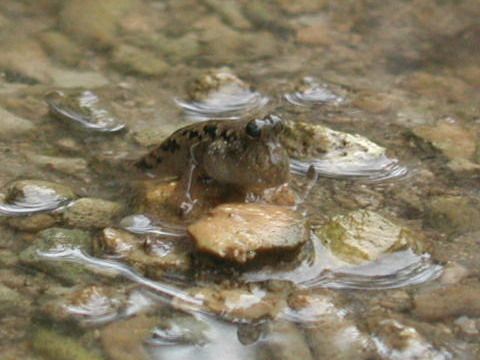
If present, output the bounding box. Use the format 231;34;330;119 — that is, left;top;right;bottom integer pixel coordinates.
317;210;417;264
188;203;308;263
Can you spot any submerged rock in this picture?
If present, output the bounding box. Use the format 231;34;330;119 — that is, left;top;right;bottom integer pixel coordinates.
285;77;344;107
151;311;209;346
45;90;126;133
414;280;480;321
282;120;406;180
101;314;158;360
97;227;141;258
257;320;314;360
0;180;76;216
132;180;180;221
188;203;308;263
176;285;286;321
409;121;476;161
29;154;89;177
176;69;268;120
112;45;169;77
287;290;376;359
316;210;418;264
427;195;480;235
371;318;451;359
63;198;123;229
7;213;58;232
19;228;93;285
186;70;249;102
96;227;191;276
40;285;124;327
126;240;192;278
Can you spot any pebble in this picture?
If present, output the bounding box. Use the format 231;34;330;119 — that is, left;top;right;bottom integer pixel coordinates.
63;198;123;229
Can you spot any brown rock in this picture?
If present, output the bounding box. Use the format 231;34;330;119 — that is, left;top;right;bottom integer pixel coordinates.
414;281;480;321
179;285;286;321
188;203;308;263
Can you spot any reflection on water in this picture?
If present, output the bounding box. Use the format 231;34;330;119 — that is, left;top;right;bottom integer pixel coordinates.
243;234;442;290
37;248;204;308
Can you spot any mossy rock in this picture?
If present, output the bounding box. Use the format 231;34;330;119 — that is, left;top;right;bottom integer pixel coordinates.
19;228;94;285
317;210;419;264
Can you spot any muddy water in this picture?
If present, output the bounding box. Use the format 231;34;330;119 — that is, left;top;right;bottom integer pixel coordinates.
0;1;479;359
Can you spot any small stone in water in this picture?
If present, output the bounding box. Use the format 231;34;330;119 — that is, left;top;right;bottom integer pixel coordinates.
317;209;418;264
62;198;123;229
45;90;125;132
97;227;141;257
188;203;308;263
186;69;249;101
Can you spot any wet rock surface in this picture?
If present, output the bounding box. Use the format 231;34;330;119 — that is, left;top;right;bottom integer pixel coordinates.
0;0;479;359
19;228;94;285
188;203;308;263
62;198;123;229
316;210;418;264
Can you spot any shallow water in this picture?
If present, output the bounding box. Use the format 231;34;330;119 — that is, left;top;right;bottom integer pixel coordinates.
0;0;479;359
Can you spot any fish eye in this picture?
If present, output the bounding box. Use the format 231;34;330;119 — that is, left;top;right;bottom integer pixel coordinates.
246;120;262;138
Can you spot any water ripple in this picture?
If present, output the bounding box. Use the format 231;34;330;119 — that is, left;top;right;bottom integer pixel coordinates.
290;154;409;182
0;198;70;216
284;77;344;107
119;214;187;238
37;248;203;307
45;90;126;133
175;90;269;121
243;235;442;291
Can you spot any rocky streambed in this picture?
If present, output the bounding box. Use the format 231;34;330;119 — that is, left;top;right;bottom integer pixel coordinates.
0;1;480;359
